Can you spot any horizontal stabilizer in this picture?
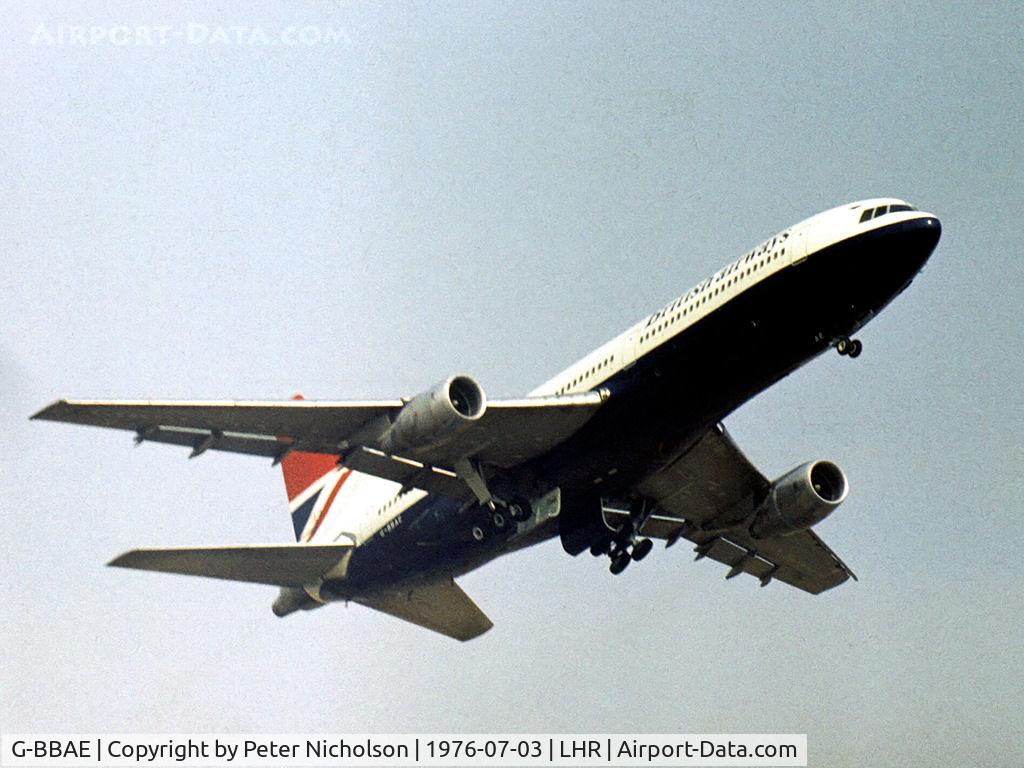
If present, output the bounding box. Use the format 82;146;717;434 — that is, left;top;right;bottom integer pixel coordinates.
356;579;493;642
108;543;353;587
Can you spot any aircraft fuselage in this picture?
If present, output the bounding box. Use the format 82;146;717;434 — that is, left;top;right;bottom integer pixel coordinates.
326;199;941;597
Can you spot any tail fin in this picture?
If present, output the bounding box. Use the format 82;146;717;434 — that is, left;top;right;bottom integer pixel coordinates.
281;394;346;541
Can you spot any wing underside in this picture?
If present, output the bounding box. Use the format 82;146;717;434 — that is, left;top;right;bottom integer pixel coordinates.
612;425;854;594
31;395;604;466
32;394;605;497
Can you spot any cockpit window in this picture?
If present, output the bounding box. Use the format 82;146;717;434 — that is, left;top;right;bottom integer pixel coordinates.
860;203;916;223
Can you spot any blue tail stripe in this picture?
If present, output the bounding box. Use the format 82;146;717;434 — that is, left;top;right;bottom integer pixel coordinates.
290;490;321;540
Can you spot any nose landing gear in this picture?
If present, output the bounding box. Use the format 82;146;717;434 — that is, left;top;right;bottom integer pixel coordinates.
835;336;862;358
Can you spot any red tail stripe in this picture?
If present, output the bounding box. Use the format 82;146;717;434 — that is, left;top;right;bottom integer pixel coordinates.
304;469;353;541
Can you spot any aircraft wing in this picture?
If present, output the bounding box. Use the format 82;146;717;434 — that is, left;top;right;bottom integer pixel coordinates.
31;393;605;495
108;543;354;587
609;425;854;594
355;579;493;641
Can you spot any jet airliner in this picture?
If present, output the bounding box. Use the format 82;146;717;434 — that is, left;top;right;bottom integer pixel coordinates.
34;198;941;640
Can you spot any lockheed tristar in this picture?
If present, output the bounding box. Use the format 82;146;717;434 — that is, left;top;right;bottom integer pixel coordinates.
34;198;941;640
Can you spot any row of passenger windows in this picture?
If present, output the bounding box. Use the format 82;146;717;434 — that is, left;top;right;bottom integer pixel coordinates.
859;203;915;223
377;490;407;516
638;246;786;344
556;354;615;395
554;231;790;394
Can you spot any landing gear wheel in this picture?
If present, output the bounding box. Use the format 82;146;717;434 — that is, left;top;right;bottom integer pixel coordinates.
590;539;611;557
490;511;507;531
848;339;863;358
631;538;654;562
609;550;631;575
836;337;850;356
471;525;486;542
507;496;532;522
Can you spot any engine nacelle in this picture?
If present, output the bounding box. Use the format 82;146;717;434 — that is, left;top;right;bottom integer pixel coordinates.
749;460;848;539
271;586;323;617
379;374;486;454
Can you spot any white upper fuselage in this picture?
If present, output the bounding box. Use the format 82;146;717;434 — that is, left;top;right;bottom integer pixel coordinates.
529;198;935;398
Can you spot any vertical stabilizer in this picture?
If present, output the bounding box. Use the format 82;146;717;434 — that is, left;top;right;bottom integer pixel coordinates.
280;395;349;541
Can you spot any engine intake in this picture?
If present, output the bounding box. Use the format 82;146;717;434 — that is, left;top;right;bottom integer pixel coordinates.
380;374;486;455
749;460;848;539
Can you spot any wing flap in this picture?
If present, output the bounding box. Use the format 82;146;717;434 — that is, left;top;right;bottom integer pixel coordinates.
343;447;472;501
125;425;285;459
689;527;850;593
108;543;353;587
607;508;851;593
355;579;493;641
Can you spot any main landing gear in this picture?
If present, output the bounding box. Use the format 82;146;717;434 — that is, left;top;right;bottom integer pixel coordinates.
471;496;532;543
835;336;862;358
591;502;655;575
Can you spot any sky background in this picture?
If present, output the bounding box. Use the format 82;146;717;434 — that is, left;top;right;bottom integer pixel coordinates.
2;2;1022;766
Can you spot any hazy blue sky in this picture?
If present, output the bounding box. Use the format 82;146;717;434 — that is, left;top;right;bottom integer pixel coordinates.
2;2;1021;766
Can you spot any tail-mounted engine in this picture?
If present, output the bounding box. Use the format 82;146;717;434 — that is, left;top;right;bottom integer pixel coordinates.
749;460;848;538
379;374;486;455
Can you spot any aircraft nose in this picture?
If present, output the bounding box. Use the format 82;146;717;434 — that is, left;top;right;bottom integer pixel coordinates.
917;214;942;252
900;213;942;273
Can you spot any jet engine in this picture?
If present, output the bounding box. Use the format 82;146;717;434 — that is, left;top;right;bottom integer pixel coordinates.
749;460;848;539
379;374;486;454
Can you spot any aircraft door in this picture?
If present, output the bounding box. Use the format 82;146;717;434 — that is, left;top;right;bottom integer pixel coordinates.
626;329;639;367
788;227;808;265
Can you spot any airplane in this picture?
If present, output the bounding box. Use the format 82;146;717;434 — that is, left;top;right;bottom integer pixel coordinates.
33;198;941;641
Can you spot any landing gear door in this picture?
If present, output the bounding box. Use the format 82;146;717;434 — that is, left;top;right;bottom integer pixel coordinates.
532;487;561;522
